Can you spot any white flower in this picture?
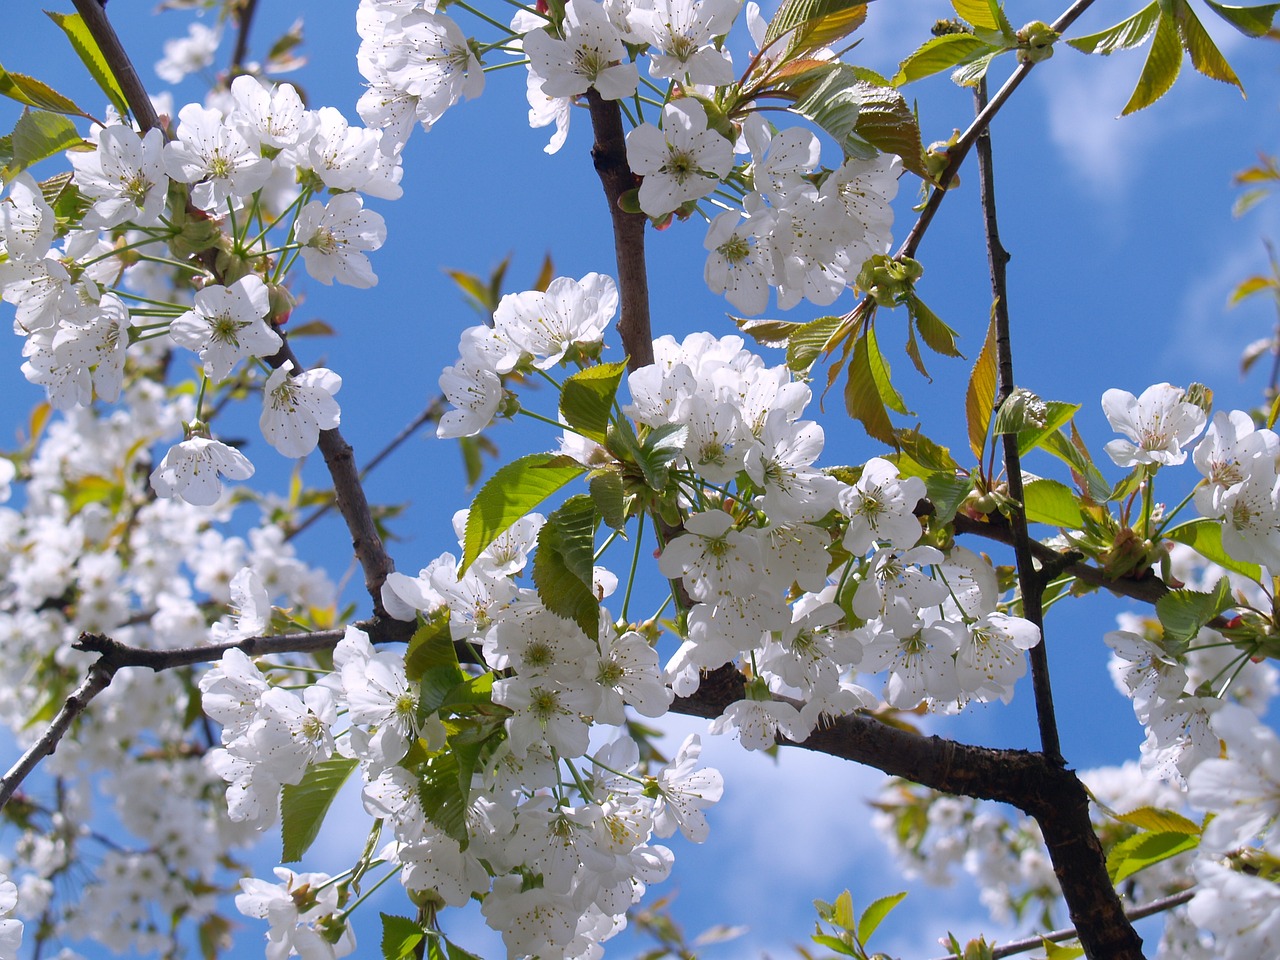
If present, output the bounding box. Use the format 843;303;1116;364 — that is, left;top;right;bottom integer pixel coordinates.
1193;409;1280;517
648;733;723;841
493;272;618;368
437;360;503;438
381;11;484;130
169;275;280;380
629;0;739;85
156;22;220;84
1101;383;1206;468
294;193;387;288
709;696;808;750
955;612;1039;704
626;99;733;216
68;125;168;228
150;436;254;506
703;201;774;315
1188;860;1280;959
524;0;639;101
164;103;272;211
260;360;342;457
210;568;271;643
0;875;22;960
0;172;55;261
840;456;926;554
1219;460;1280;570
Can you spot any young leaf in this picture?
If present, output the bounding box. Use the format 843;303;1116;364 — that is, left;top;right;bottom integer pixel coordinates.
1156;577;1234;648
419;750;469;845
589;471;627;531
733;315;805;347
832;889;856;930
925;472;972;524
964;310;998;462
533;494;599;640
1114;806;1203;835
280;756;359;862
896;427;960;473
381;914;425;960
44;12;130;118
842;79;930;180
1203;0;1280;37
1164;518;1262;581
1016;400;1080;456
1106;830;1200;884
906;293;963;357
1041;939;1086;960
560;361;627;443
952;0;1000;31
1067;1;1161;54
633;422;689;492
405;606;457;684
0;68;84;116
893;34;1002;87
1022;478;1085;529
846;331;896;445
763;0;868;59
462;453;584;573
786;314;846;374
4;109;84;178
1121;11;1182;115
1174;0;1242;91
865;323;911;416
856;891;907;946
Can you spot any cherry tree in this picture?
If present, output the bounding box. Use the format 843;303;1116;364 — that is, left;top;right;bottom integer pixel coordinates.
0;1;1278;959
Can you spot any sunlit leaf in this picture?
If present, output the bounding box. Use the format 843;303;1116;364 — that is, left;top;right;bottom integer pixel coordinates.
965;309;998;461
560;361;626;443
1155;577;1234;648
280;757;358;862
45;12;130;119
4;108;84;179
1173;0;1243;91
1204;0;1280;37
1067;1;1161;54
463;453;584;572
1164;518;1262;580
856;891;907;945
1022;478;1084;528
0;67;83;116
1121;11;1182;115
381;915;425;960
1106;830;1200;884
893;34;1002;86
1114;806;1203;835
533;494;599;640
846;331;896;445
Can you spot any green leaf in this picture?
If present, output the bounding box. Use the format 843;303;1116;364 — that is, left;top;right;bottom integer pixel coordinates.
1022;478;1084;528
1016;400;1080;457
1067;1;1161;54
0;67;83;116
633;422;688;492
951;50;1003;87
445;941;485;960
952;0;1000;31
1173;0;1243;90
810;934;859;956
1106;829;1200;884
1203;0;1280;36
419;749;470;845
1121;11;1182;115
893;34;1002;86
865;323;910;416
846;331;896;445
842;78;931;180
1039;428;1111;503
1156;577;1234;647
833;889;856;929
896;427;960;473
925;472;973;524
764;0;868;59
786;314;845;373
589;471;627;530
733;315;804;347
4;109;84;179
964;309;998;462
45;12;130;119
1114;806;1203;835
1164;518;1262;581
438;671;495;711
906;293;963;358
280;757;359;863
405;606;457;684
463;453;584;573
856;891;907;945
786;65;862;158
1041;939;1086;960
381;914;425;960
533;494;600;640
561;361;627;444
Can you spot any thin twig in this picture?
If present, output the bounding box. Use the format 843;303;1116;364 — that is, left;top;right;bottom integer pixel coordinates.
70;0;164;135
228;0;261;79
927;889;1195;960
971;76;1062;765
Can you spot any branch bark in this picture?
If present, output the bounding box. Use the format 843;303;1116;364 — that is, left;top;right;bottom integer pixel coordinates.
71;0;164;135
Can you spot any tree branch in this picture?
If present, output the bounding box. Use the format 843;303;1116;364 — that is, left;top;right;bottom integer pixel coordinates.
228;0;262;79
586;90;653;371
971;76;1062;766
70;0;164;135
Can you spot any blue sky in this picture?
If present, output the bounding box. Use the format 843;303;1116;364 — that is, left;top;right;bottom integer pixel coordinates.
3;1;1280;958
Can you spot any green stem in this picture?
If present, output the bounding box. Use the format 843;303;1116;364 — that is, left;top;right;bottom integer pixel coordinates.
452;0;519;36
621;511;646;623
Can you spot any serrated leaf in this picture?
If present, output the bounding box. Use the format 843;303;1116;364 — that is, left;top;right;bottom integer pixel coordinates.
866;323;910;415
952;0;1000;30
1022;478;1084;528
842;79;930;179
1106;830;1200;884
4;109;84;179
856;891;907;945
533;494;599;640
1067;1;1161;54
1040;428;1110;502
463;453;583;573
381;914;425;960
1156;577;1234;646
1204;0;1280;36
1016;400;1080;457
635;422;688;491
589;471;627;530
965;309;998;461
925;472;972;524
951;50;1002;87
405;606;458;683
1114;806;1203;835
786;314;845;373
846;331;896;445
45;12;130;119
896;427;960;473
0;67;84;116
445;941;485;960
907;293;962;357
280;757;358;862
1121;11;1182;115
733;315;804;346
810;934;859;956
439;671;495;711
893;34;1003;86
1174;0;1242;90
764;0;868;59
419;751;469;845
561;361;626;443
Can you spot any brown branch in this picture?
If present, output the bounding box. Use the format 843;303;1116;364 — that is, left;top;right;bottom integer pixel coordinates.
71;0;164;135
928;890;1193;960
586;90;653;371
972;77;1062;766
228;0;262;79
